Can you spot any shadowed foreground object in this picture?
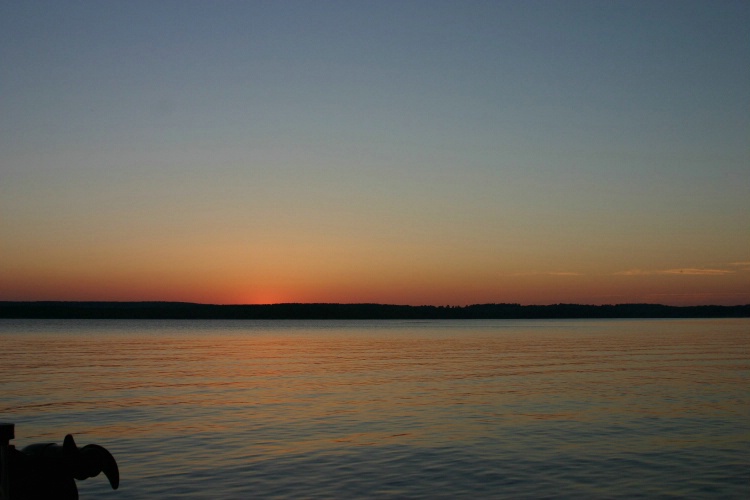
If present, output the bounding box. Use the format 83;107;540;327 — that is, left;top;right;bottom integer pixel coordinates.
1;428;118;500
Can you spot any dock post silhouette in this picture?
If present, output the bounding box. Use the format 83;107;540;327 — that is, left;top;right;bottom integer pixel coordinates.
0;423;13;500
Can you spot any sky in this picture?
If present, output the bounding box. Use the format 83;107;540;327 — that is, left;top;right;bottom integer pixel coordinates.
1;0;749;306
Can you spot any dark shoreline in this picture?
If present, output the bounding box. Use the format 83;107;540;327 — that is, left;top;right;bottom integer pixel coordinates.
1;301;748;320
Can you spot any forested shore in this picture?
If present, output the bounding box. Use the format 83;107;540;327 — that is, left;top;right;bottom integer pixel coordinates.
1;301;748;319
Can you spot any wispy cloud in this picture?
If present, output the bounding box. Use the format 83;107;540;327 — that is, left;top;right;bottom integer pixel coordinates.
659;268;733;276
616;268;733;276
729;261;750;271
646;292;750;297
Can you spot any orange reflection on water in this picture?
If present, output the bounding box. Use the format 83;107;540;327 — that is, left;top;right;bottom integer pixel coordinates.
3;320;748;459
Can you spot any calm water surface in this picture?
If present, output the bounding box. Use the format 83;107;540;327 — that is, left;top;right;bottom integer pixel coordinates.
1;319;748;498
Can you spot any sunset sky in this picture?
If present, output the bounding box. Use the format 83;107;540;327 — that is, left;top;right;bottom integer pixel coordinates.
1;0;748;306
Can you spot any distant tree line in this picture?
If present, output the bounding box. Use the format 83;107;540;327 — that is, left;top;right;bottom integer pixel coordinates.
0;301;748;319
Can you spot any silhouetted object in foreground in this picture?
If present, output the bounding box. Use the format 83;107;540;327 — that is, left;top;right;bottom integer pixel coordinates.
0;425;118;500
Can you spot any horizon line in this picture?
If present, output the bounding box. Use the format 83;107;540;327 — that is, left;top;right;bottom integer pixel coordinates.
2;300;749;308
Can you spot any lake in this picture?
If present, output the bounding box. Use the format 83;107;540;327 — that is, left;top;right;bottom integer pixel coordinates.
1;318;748;498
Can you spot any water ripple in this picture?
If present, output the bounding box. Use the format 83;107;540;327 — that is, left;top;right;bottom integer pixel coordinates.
1;318;748;498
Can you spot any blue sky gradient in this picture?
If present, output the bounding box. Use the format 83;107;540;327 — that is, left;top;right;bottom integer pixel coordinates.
2;1;748;305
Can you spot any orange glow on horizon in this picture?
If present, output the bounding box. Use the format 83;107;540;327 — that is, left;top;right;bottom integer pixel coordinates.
1;254;748;307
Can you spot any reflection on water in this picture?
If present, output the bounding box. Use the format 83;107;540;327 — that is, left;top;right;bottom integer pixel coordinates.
1;319;748;498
